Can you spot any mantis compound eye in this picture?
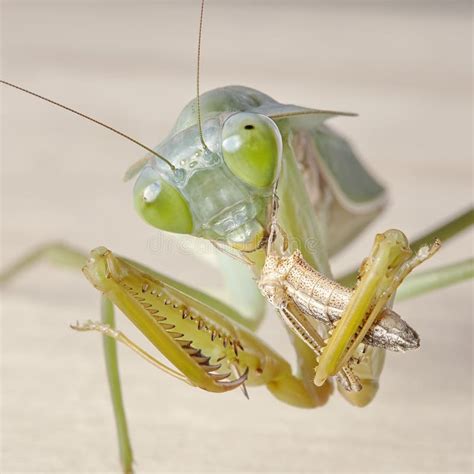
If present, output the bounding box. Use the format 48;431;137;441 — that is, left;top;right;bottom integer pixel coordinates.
222;112;282;188
133;169;193;234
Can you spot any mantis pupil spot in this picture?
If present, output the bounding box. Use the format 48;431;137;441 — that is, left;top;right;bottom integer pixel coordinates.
143;182;161;203
244;124;254;130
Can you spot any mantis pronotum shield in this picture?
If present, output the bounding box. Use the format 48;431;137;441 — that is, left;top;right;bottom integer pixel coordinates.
2;2;473;473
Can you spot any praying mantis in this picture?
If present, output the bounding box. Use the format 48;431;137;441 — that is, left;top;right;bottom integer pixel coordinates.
1;0;472;474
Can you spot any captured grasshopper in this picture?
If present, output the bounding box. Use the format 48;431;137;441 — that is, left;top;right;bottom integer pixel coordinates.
2;1;473;472
258;197;441;397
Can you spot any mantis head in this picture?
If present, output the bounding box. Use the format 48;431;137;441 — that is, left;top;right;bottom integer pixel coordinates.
132;111;282;252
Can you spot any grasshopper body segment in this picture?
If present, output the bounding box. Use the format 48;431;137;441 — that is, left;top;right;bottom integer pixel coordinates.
259;249;420;354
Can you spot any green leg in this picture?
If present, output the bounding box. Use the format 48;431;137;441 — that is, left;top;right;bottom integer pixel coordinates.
409;207;474;253
337;207;474;288
0;242;86;283
396;257;474;302
1;243;133;474
101;296;134;474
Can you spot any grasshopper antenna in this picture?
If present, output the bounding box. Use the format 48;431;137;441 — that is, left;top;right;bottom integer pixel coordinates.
1;80;176;172
195;0;209;151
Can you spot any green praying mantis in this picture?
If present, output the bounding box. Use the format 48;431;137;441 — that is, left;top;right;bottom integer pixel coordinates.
2;2;473;473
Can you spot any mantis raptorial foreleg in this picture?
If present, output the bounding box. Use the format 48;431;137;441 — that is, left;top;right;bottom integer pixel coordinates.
0;241;329;473
0;241;333;403
79;246;331;402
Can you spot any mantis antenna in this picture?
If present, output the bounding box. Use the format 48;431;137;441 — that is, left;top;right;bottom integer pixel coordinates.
195;0;209;150
0;80;177;172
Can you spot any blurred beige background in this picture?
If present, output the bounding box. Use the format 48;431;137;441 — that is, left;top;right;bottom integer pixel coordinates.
1;1;472;473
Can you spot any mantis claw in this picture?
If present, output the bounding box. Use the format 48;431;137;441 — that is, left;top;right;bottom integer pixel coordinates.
217;367;249;390
240;383;250;400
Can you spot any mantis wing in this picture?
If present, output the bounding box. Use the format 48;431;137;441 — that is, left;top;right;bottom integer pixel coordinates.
260;102;387;256
311;124;387;255
252;102;356;124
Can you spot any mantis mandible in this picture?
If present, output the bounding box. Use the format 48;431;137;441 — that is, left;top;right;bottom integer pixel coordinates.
2;2;473;473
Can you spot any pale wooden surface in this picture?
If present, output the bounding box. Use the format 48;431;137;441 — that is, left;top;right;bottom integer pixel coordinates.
1;2;472;473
